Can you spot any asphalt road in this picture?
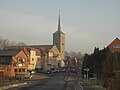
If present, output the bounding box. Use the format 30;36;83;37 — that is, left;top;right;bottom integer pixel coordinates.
10;73;68;90
6;72;105;90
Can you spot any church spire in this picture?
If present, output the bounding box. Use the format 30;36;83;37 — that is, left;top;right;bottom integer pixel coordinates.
58;10;61;31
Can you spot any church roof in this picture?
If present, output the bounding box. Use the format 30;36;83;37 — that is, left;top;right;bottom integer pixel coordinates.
53;11;65;35
28;45;54;50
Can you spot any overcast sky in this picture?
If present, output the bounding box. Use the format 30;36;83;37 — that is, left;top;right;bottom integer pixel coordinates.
0;0;120;54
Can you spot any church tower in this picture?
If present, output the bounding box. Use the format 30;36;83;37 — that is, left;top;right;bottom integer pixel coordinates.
53;12;65;60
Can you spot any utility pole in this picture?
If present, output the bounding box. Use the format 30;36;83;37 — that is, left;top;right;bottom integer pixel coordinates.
76;58;82;85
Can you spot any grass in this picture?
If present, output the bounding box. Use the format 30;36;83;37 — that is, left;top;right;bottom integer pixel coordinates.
0;80;19;87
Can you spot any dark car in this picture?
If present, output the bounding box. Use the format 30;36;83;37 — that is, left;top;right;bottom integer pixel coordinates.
45;70;52;74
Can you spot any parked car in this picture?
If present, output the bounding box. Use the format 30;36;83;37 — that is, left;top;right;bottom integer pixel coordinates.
45;70;52;74
30;71;35;74
25;74;32;79
15;74;25;80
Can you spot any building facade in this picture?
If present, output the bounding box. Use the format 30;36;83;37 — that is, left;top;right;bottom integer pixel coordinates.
0;49;28;80
23;48;41;71
28;45;62;71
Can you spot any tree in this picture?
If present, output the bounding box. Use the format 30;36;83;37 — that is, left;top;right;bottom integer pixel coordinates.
0;37;10;49
16;42;26;46
101;59;113;88
0;36;26;50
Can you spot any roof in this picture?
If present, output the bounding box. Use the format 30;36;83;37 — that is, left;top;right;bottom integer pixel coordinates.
108;38;120;53
7;45;58;56
0;49;21;56
28;45;54;50
30;45;55;55
9;45;54;50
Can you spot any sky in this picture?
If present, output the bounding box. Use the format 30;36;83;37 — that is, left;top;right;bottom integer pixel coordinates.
0;0;120;54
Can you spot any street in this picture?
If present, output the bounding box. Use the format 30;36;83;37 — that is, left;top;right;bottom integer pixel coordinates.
6;72;106;90
9;72;69;90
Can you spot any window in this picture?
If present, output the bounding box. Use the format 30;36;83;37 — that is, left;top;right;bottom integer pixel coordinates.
22;68;25;72
15;69;18;72
0;57;11;65
32;58;34;61
37;58;40;60
7;69;11;71
56;43;58;45
114;44;120;48
17;57;22;62
19;69;22;72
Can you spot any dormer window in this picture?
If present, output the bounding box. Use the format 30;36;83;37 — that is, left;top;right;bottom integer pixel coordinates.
114;44;120;48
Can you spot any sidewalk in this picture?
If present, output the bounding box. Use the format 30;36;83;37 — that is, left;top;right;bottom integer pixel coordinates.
80;79;107;90
64;75;75;90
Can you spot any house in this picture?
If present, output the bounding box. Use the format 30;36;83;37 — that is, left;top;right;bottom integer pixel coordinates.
22;47;41;72
0;49;28;80
108;38;120;53
107;38;120;78
27;45;63;71
7;47;41;72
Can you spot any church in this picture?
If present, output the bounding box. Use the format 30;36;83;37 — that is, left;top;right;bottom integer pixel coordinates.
34;13;65;70
27;13;65;70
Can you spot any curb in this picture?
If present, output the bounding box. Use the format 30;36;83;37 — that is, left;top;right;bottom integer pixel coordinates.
0;82;27;90
74;82;83;90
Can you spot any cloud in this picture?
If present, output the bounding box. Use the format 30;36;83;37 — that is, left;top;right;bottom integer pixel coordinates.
1;9;118;54
66;32;99;54
0;9;56;44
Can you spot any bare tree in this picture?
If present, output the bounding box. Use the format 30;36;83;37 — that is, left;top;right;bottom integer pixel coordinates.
0;37;10;49
0;36;26;50
67;51;83;58
16;42;26;46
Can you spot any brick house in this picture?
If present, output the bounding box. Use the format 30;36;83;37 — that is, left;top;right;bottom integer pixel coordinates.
7;47;41;72
107;38;120;78
108;38;120;53
0;49;28;80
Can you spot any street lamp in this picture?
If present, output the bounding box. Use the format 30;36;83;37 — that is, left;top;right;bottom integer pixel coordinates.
84;68;90;81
